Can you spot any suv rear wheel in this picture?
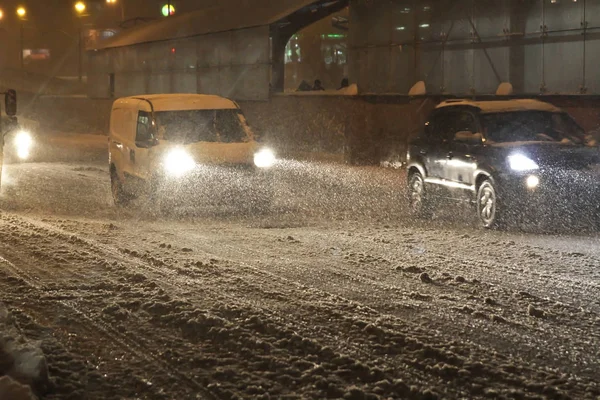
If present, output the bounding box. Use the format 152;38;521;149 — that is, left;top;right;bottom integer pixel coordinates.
477;179;500;228
408;172;430;218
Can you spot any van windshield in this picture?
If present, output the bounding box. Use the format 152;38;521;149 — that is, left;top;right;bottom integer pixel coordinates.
155;109;248;144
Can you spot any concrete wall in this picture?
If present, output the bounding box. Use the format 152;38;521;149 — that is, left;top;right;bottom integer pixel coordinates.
17;93;428;164
241;95;427;163
17;93;600;165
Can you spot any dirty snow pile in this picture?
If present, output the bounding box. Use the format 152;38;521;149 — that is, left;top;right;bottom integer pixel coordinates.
0;303;48;400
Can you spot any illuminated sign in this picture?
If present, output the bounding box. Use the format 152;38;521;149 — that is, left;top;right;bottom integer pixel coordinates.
23;49;51;63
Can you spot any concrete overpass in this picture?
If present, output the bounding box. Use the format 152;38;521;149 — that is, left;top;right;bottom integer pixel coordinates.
87;0;348;100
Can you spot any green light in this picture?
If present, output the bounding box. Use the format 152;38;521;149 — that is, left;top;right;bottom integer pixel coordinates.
162;4;175;17
321;34;346;39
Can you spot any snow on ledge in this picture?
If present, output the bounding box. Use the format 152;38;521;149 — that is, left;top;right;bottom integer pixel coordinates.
281;84;358;97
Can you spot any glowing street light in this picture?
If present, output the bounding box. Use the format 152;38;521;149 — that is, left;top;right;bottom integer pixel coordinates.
106;0;125;20
162;3;175;17
16;7;27;70
74;2;87;14
16;7;26;19
74;2;87;83
0;9;4;20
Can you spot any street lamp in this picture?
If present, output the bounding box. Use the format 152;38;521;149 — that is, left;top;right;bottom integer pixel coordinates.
0;9;4;20
106;0;125;21
75;2;86;14
74;2;87;83
17;6;26;70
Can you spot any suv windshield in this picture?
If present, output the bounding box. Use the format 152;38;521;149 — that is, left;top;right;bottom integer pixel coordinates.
482;111;588;145
155;109;248;144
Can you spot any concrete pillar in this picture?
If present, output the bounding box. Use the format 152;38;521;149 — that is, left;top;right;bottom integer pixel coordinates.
508;0;531;93
271;30;290;93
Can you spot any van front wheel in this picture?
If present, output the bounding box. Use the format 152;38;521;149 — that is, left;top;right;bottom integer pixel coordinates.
111;169;129;207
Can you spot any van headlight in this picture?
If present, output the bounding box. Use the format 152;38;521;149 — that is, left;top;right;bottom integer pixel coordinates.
508;154;539;171
254;148;276;168
164;148;196;177
14;130;33;160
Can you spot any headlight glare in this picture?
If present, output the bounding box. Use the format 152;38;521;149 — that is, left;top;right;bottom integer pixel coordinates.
164;148;195;177
508;154;539;171
526;175;540;189
254;148;276;168
14;130;33;160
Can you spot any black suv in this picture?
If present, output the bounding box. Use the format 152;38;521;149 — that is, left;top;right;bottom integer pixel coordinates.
407;99;600;228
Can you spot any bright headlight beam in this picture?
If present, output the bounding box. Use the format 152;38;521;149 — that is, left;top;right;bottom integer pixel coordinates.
254;148;276;168
164;148;196;177
526;175;540;189
14;130;33;160
508;154;539;171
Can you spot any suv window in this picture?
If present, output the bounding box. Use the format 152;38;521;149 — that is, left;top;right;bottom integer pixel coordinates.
428;110;478;142
451;112;477;135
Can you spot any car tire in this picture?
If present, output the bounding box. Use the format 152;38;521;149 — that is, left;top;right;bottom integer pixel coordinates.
408;172;431;218
476;179;502;229
110;169;130;207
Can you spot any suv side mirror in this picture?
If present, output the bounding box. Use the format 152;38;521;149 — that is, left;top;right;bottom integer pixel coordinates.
454;131;483;145
5;89;17;116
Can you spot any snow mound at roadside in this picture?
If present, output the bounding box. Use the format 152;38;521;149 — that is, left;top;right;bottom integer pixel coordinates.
0;303;48;398
0;376;36;400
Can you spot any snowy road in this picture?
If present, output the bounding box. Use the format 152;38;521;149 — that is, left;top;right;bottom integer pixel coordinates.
1;133;599;399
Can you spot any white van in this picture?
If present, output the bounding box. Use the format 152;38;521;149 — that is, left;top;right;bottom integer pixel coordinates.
108;94;276;210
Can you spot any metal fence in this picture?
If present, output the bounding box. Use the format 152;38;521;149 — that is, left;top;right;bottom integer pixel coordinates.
348;0;600;95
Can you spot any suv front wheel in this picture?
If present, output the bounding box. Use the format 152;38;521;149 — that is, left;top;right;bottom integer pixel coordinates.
408;172;431;218
477;179;500;228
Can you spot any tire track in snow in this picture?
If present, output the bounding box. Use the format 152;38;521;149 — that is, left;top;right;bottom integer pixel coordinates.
6;214;597;399
0;253;215;400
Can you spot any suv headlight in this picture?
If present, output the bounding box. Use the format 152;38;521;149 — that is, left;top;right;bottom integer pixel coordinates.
508;154;539;171
164;148;195;177
254;148;276;168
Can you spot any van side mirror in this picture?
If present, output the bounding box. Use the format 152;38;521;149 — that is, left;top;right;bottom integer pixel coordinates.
5;89;17;116
135;136;159;148
454;131;483;145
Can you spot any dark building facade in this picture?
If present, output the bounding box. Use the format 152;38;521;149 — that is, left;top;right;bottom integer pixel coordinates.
86;0;600;99
87;0;347;100
348;0;600;95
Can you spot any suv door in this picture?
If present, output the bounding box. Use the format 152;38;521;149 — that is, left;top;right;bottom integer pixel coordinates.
444;109;480;197
413;110;453;182
420;110;457;197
